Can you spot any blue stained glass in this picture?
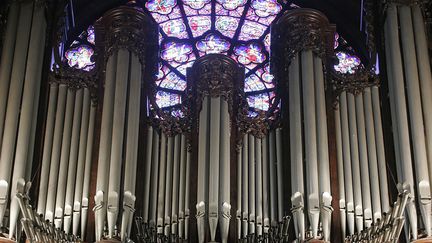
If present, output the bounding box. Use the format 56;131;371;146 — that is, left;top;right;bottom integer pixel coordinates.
156;91;182;108
146;0;177;14
87;26;95;44
161;19;188;38
196;34;230;54
159;72;187;91
161;42;193;63
245;75;266;92
215;16;239;38
188;16;211;37
334;51;361;74
238;20;267;40
65;45;95;70
250;0;282;17
183;0;210;9
234;43;266;65
216;0;247;10
247;92;275;111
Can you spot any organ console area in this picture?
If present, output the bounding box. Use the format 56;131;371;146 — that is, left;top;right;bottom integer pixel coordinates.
0;0;431;242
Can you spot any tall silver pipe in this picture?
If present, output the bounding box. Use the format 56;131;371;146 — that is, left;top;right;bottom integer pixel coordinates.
107;49;130;238
122;53;142;240
335;107;346;238
8;3;46;235
178;134;187;239
63;88;84;233
45;84;68;222
196;97;209;243
301;50;319;237
150;131;160;225
143;127;154;222
256;138;263;237
209;97;221;241
0;2;33;226
268;131;277;225
347;93;363;232
81;104;96;239
219;98;231;243
54;88;76;228
73;88;91;235
242;134;249;238
371;87;390;212
94;52;117;240
237;146;242;239
289;53;304;241
248;134;256;235
37;84;58;215
171;135;181;236
157;134;167;234
363;87;382;222
0;1;19;146
275;128;284;222
355;93;372;228
262;136;269;234
386;4;418;238
164;136;174;236
399;6;431;235
184;149;191;240
412;5;432;196
340;92;355;235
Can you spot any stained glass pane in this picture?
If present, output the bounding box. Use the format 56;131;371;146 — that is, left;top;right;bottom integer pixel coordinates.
215;16;240;38
146;0;177;14
245;75;266;92
158;71;187;91
216;0;247;10
161;42;194;63
247;92;274;111
234;43;266;65
196;34;230;55
183;0;210;9
161;19;189;38
87;26;95;44
250;0;282;18
65;45;95;70
188;16;212;37
238;20;267;40
334;51;361;74
156;91;182;108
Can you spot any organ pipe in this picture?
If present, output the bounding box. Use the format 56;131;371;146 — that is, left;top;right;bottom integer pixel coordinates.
184;149;191;240
157;134;167;234
107;49;129;238
268;131;277;227
150;131;160;226
178;134;187;239
171;135;181;237
262;136;269;234
164;136;174;236
143;126;154;223
256;138;263;237
242;134;249;239
275;128;283;223
248;134;256;235
335;106;346;239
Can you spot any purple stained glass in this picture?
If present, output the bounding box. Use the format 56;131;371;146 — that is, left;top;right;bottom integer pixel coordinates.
234;43;266;65
188;16;211;37
196;34;230;54
250;0;282;17
247;93;272;111
245;75;266;92
334;51;361;74
159;72;187;91
87;26;95;44
156;91;182;108
183;0;210;9
171;109;185;117
161;19;188;38
215;16;239;38
146;0;177;14
161;42;193;63
216;0;247;10
334;32;340;49
238;20;267;40
65;45;94;70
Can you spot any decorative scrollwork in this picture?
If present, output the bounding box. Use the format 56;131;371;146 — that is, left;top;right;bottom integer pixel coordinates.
330;66;380;97
95;6;159;69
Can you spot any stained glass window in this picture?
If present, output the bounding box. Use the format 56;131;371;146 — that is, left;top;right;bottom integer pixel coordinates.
65;26;96;71
145;0;290;113
333;33;362;74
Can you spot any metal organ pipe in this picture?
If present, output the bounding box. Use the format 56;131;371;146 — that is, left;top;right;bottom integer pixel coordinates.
242;134;249;239
185;148;191;240
301;50;320;237
143;126;154;223
262;136;269;234
289;53;305;241
255;138;263;237
37;84;58;215
95;52;117;241
157;133;167;234
73;88;91;236
363;87;382;222
248;134;256;235
63;88;84;233
335;106;346;239
178;134;187;239
355;93;373;228
0;2;33;225
150;131;160;226
340;92;355;235
45;84;68;223
236;145;242;240
275;128;284;223
171;135;181;237
268;131;277;227
164;136;174;236
399;6;432;236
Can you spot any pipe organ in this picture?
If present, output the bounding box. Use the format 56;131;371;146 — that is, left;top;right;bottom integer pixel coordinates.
0;1;432;243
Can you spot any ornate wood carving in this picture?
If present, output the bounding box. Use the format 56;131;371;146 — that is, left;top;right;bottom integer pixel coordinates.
95;5;159;68
271;8;336;66
330;67;380;97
